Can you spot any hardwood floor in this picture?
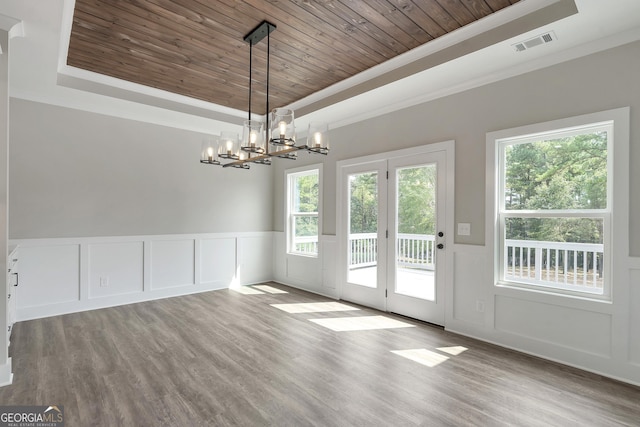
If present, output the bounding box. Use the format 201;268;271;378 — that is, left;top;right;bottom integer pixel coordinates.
1;283;639;426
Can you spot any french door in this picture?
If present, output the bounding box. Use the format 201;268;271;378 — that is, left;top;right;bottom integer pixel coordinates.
342;160;388;311
339;147;451;325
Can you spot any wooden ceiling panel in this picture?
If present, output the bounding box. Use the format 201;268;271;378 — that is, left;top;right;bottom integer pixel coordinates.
68;0;521;114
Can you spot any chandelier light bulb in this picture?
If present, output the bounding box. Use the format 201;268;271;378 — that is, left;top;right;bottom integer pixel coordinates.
278;121;287;139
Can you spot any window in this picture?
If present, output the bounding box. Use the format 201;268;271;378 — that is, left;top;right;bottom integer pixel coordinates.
495;120;614;298
286;166;321;257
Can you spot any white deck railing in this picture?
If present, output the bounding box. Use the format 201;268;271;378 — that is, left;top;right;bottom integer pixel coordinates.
349;233;378;268
397;233;436;270
298;234;604;291
293;235;318;255
348;233;436;270
505;239;604;292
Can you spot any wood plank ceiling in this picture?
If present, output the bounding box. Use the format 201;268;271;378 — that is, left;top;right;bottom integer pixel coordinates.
67;0;520;115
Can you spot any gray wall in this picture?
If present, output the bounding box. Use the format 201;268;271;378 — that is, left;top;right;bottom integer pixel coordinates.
9;99;274;238
273;41;640;255
8;41;640;252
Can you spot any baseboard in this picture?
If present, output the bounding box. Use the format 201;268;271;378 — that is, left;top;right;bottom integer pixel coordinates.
0;358;13;388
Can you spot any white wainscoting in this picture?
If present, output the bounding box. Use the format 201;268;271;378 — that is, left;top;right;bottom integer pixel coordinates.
88;241;144;299
629;258;640;367
494;295;612;357
448;245;488;327
19;244;81;307
321;236;337;293
149;239;195;290
272;232;338;299
238;235;273;286
12;232;273;321
447;244;640;387
200;237;236;285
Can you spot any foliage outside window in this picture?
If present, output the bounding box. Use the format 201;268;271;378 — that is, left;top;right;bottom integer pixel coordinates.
348;166;436;235
349;172;378;234
498;123;611;296
397;165;436;235
287;168;320;256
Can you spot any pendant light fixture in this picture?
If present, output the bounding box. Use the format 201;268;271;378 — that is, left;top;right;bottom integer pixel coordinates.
200;21;329;169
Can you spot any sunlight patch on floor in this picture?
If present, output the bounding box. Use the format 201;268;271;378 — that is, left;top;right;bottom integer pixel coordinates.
309;315;415;331
253;285;288;294
437;346;468;356
230;286;265;295
270;302;359;314
391;349;450;368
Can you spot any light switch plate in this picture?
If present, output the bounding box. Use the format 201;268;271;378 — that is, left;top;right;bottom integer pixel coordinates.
457;223;471;236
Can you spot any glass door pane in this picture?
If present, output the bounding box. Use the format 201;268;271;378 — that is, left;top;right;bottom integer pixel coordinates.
347;171;378;288
395;164;437;300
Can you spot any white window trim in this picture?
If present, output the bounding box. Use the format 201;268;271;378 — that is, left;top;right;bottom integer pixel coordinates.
285;163;323;258
486;107;630;303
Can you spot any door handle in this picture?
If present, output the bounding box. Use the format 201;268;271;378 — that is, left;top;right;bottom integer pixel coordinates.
437;243;444;249
438;231;444;237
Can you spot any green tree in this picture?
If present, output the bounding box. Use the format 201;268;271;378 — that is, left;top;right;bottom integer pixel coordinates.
349;172;378;233
293;173;318;237
504;131;607;243
397;165;436;235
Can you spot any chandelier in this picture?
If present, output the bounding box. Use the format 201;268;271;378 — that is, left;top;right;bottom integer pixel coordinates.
200;21;329;170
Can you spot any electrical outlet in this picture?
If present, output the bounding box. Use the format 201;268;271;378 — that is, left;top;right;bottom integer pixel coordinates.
99;276;109;287
476;300;485;313
457;223;471;236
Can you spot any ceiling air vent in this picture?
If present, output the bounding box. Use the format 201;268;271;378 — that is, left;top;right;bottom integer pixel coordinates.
512;31;557;52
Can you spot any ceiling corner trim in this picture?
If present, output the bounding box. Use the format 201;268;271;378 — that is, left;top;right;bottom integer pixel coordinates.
57;65;247;125
0;13;23;39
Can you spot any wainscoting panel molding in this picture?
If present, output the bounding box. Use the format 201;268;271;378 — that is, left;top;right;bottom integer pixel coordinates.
12;232;273;321
272;232;338;299
629;264;640;366
88;241;144;299
17;244;81;309
451;246;487;326
200;237;236;285
238;235;273;286
150;239;195;290
322;236;337;292
494;295;612;357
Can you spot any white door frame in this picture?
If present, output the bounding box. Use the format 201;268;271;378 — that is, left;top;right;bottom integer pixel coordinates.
336;141;455;321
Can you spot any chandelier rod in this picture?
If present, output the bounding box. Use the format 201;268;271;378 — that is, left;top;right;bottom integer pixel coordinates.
265;27;270;156
248;39;253;122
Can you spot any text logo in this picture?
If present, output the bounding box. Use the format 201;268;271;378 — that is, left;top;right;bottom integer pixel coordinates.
0;405;64;427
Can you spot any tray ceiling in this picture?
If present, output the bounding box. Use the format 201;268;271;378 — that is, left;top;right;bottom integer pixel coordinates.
67;0;520;115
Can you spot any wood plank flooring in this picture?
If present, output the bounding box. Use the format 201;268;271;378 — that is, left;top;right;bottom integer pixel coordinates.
1;283;639;426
